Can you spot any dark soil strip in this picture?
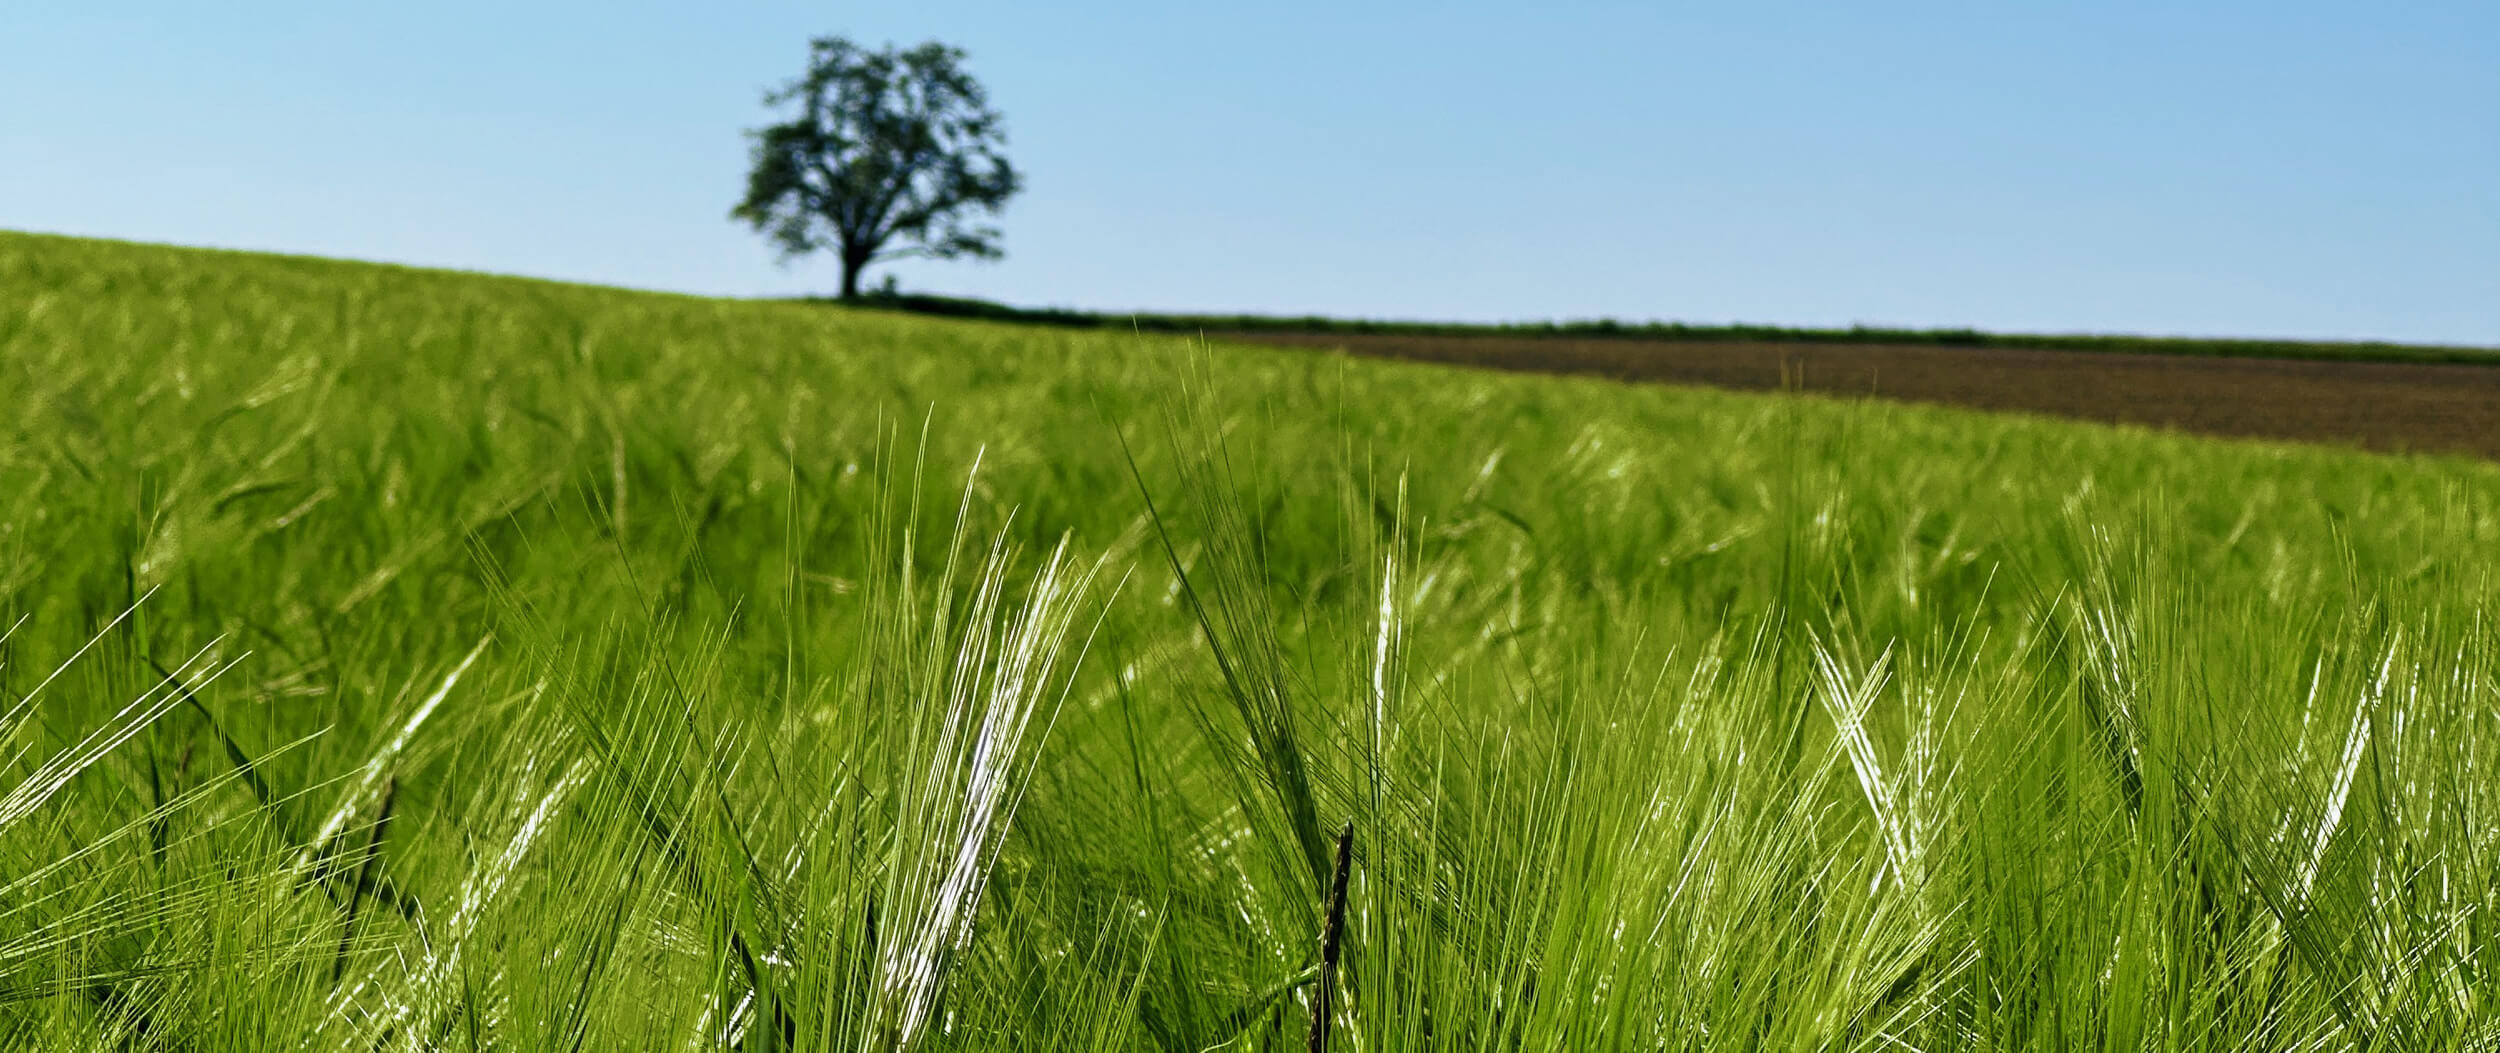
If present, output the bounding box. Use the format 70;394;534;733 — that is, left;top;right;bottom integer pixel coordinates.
1216;331;2500;461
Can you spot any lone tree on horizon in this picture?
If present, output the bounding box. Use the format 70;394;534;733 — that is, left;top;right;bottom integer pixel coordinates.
733;37;1020;299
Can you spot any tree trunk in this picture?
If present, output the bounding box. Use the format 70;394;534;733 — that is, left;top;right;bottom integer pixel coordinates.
839;256;863;300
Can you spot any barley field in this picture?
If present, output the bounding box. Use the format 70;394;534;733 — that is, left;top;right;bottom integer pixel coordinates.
3;230;2497;1050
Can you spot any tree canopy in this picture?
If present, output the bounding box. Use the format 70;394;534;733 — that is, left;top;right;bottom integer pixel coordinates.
733;37;1021;299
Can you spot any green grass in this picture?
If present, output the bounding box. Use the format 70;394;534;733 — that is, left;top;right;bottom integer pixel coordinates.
4;227;2499;1050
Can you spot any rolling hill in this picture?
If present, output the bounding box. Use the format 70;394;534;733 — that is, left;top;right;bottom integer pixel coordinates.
4;229;2497;1049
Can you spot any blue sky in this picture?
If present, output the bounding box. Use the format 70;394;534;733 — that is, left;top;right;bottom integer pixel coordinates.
5;2;2494;344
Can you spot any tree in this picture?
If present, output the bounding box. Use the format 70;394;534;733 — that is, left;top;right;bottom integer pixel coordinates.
733;37;1021;299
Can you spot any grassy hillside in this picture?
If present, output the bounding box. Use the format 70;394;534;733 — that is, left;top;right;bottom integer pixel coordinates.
4;229;2498;1049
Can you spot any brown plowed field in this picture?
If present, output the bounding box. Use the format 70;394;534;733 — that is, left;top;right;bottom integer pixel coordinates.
1216;331;2500;461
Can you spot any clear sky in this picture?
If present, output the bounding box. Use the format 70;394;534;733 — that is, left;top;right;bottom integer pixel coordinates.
5;3;2494;344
